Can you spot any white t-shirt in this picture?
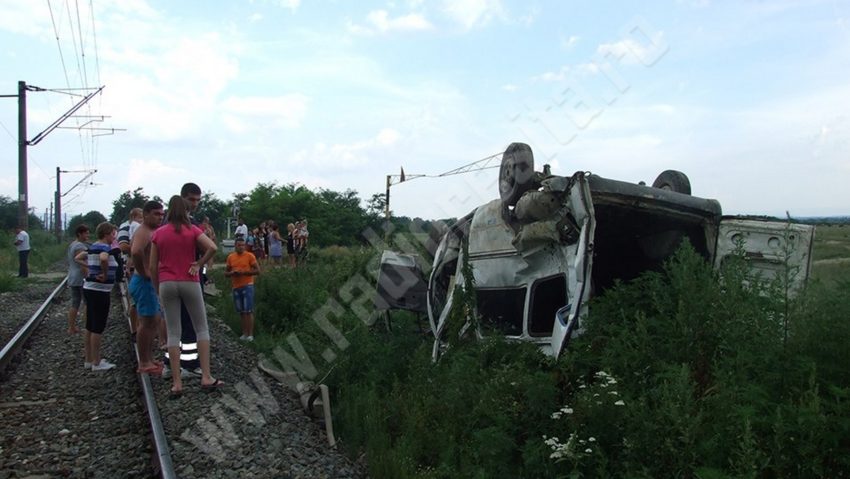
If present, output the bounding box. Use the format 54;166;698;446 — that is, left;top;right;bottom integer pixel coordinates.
235;224;248;238
15;231;30;251
128;221;141;240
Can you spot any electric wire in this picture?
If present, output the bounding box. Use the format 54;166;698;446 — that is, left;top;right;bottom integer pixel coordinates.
47;0;73;93
74;0;94;175
64;0;88;170
45;0;101;216
0;120;15;142
65;0;83;90
89;0;101;176
75;0;89;89
89;0;101;87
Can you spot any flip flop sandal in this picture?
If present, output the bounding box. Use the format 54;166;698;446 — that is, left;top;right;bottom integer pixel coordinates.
200;379;225;391
169;388;183;399
137;364;164;374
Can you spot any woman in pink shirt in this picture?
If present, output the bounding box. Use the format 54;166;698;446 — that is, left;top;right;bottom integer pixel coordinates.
150;195;220;396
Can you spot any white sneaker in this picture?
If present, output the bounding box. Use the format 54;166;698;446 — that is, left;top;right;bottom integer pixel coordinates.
92;360;116;371
84;361;93;369
246;336;254;342
239;335;247;340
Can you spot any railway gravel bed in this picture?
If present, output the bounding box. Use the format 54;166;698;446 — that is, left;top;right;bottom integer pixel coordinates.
156;301;366;479
0;280;62;347
0;275;368;478
0;282;152;478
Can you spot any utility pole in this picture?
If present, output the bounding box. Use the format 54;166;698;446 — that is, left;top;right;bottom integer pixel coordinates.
383;151;504;228
55;167;61;241
55;168;97;242
1;81;105;230
385;174;391;235
17;81;27;229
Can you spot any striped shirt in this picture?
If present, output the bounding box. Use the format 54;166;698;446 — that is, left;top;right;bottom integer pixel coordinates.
83;242;119;292
117;220;132;245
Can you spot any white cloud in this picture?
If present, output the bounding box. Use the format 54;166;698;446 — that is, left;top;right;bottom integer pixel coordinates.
279;0;300;12
518;7;539;26
596;31;667;66
349;10;433;35
648;104;676;114
292;128;404;172
124;158;188;191
249;13;264;23
220;94;309;133
376;128;401;145
676;0;711;7
440;0;505;29
534;66;570;82
95;23;241;141
502;84;518;92
0;1;51;36
345;19;374;36
561;35;579;50
531;61;606;84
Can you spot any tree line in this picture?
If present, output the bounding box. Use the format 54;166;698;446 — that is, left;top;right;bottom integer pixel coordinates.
0;196;44;230
4;184;452;248
64;183;389;248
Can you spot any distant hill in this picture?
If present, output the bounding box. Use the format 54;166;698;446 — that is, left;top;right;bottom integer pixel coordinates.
791;216;850;225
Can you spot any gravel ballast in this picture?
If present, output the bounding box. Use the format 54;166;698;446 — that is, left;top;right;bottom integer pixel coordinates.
0;275;367;478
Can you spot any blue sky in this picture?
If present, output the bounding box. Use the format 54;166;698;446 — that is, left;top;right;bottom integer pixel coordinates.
1;0;848;226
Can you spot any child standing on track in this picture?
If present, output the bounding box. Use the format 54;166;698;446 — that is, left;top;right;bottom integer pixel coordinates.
225;236;260;341
76;222;119;371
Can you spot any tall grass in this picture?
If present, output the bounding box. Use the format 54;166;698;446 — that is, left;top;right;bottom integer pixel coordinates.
0;229;68;292
213;241;850;478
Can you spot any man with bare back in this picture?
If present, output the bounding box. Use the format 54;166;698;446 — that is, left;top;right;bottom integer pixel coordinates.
129;200;166;374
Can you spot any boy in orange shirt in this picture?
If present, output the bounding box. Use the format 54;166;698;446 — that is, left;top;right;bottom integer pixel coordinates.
224;237;261;341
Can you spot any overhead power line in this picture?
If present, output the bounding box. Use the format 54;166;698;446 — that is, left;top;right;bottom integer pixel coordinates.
47;0;72;90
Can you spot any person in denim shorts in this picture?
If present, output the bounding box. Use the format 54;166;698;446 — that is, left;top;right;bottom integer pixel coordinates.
225;237;260;341
130;200;166;374
67;224;90;334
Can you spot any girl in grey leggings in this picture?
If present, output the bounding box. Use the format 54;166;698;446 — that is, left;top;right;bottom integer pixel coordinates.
150;195;220;396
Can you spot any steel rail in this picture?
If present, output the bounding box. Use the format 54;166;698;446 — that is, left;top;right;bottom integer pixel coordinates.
0;277;68;374
118;281;177;479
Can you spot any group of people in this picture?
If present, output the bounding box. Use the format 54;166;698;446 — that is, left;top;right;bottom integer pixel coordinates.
67;183;233;398
233;218;309;268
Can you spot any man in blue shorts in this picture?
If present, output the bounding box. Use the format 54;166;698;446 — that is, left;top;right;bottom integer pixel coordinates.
129;200;165;374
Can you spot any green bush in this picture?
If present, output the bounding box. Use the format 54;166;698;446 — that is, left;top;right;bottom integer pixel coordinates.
232;242;850;478
552;243;850;477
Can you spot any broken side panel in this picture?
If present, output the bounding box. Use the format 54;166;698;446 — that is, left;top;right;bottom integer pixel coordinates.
714;218;815;295
551;173;595;359
427;211;476;352
374;251;428;313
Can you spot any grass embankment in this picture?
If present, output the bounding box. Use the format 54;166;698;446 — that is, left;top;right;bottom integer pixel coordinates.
210;228;850;478
0;230;68;293
811;224;850;285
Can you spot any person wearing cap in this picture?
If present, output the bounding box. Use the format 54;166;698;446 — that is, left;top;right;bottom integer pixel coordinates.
225;236;260;341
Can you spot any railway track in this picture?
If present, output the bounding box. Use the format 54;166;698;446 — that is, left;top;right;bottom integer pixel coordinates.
0;275;366;478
